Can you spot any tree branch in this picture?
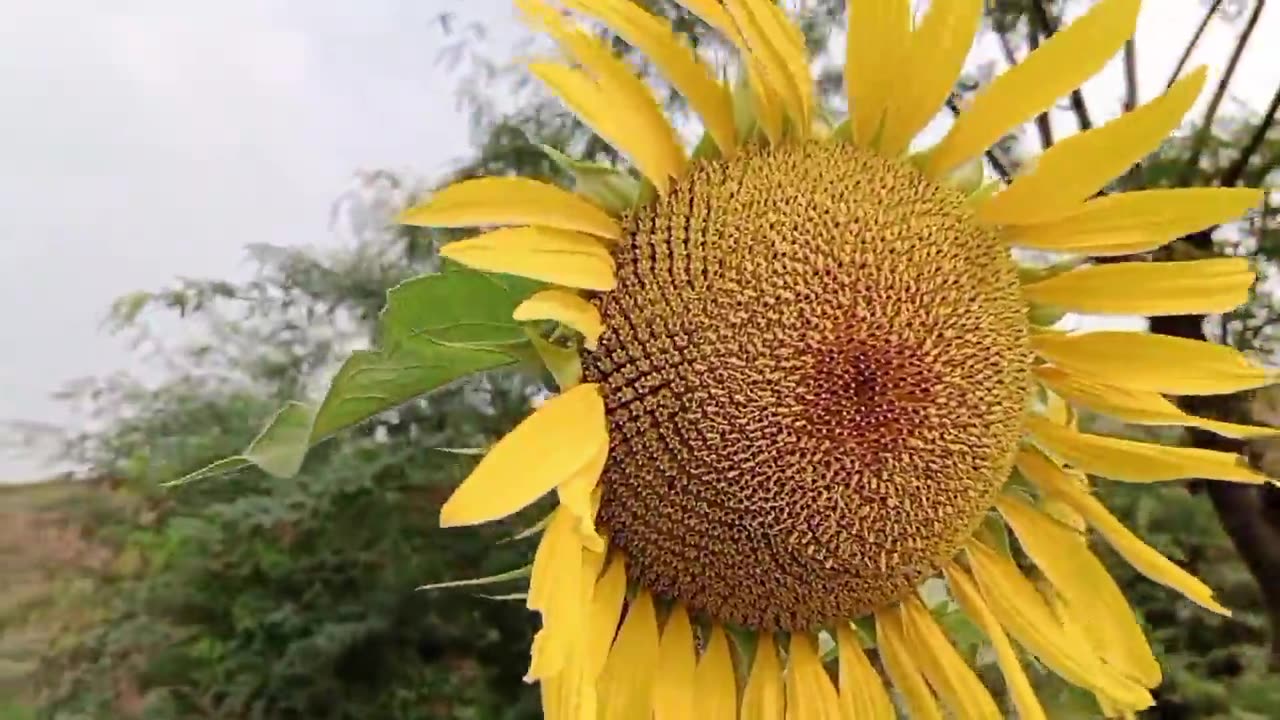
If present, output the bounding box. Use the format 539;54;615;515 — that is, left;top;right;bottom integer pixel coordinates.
1168;0;1224;90
1122;38;1139;112
1221;81;1280;187
1030;0;1092;130
1179;0;1267;186
946;98;1012;183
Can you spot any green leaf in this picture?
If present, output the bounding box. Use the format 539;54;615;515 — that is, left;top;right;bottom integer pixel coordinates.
169;266;543;485
539;144;640;215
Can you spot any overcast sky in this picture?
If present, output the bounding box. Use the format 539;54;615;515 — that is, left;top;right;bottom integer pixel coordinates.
1;0;1277;481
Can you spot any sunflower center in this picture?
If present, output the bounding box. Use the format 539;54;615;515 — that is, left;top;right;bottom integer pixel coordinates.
582;141;1031;632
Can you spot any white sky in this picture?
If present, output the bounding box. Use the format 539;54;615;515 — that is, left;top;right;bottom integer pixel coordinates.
1;0;1277;481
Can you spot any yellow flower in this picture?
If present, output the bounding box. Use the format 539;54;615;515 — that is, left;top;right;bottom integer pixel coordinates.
403;0;1272;716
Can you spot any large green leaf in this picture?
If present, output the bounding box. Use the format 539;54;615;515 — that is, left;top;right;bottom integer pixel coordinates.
169;265;542;485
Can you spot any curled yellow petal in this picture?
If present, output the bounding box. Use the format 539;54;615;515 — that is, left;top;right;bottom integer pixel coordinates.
874;605;943;720
529;61;681;193
996;495;1160;687
977;67;1206;226
525;510;585;680
560;0;737;157
1034;365;1279;439
653;605;697;720
1031;330;1275;396
1002;188;1264;255
439;226;616;292
945;564;1047;720
514;288;605;349
693;625;739;719
1022;258;1254;316
599;591;661;720
555;446;606;552
925;0;1141;177
964;541;1154;710
836;623;895;720
740;636;784;720
784;634;841;720
879;0;982;156
440;384;606;527
1016;447;1232;615
846;0;911;147
1026;413;1269;484
399;176;621;239
899;594;1002;719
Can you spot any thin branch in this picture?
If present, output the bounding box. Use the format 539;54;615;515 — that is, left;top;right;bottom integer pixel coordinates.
946;97;1012;184
1026;23;1055;147
1168;0;1224;90
1180;0;1267;186
1122;38;1139;112
1221;81;1280;187
1030;0;1092;129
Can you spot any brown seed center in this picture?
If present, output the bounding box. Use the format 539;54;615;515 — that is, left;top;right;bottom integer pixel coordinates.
582;141;1031;632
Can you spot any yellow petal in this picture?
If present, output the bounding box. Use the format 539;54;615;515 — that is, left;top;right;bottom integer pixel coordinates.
525;511;584;680
559;0;737;157
555;449;607;552
723;0;807;132
1025;413;1269;484
1022;258;1254;316
964;541;1154;709
693;625;739;719
874;605;943;720
439;226;616;292
585;556;629;678
846;0;911;147
879;0;982;156
740;637;784;720
529;61;681;193
977;68;1206;226
784;633;842;720
925;0;1141;177
514;288;605;349
836;623;895;720
761;0;814;127
995;495;1160;687
1016;447;1232;615
653;605;697;720
400;176;621;239
1031;330;1275;395
746;62;784;143
1001;188;1264;255
599;591;661;720
899;595;1002;719
945;564;1048;720
440;384;606;527
1034;365;1279;439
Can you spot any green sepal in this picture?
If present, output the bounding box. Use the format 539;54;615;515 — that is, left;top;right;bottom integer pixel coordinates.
526;328;583;391
539;144;641;215
417;564;532;591
729;66;758;144
945;156;986;195
1027;303;1068;327
168;266;542;485
690;129;722;161
966;180;1002;205
975;511;1014;559
1016;258;1084;285
829;118;851;142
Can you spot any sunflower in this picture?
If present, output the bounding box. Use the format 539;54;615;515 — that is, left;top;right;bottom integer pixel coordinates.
401;0;1272;717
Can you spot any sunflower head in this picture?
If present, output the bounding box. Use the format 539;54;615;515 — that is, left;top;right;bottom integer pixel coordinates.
401;0;1271;716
